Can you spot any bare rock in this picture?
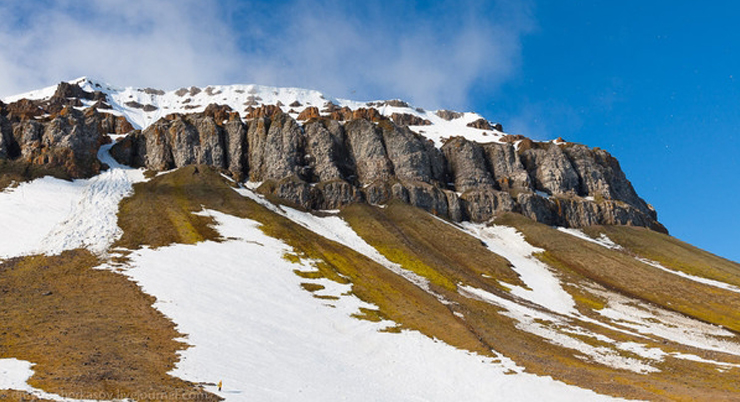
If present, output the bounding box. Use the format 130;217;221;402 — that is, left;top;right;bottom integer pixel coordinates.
297;107;320;121
518;140;580;196
344;119;394;185
482;142;531;192
389;113;432;126
460;189;517;222
303;119;353;183
466;118;493;130
441;137;496;192
436;110;463;121
379;120;436;183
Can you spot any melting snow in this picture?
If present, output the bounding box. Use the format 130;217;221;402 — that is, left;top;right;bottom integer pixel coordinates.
557;228;622;250
460;222;576;316
106;209;628;402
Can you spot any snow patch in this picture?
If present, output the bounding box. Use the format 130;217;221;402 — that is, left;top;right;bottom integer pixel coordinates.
37;144;146;256
460;222;576;316
556;228;622;250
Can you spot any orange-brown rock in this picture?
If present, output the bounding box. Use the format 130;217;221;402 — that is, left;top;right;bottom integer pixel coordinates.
328;106;354;121
466;118;493;130
390;113;432;127
351;107;385;122
500;134;527;143
203;103;234;123
244;104;282;119
297;106;320;121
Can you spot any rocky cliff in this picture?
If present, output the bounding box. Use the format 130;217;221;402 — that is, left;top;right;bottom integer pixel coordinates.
109;105;663;232
0;81;664;232
0;83;131;178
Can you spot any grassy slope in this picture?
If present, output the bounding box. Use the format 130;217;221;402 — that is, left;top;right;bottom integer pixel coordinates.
114;166;740;401
0;250;218;401
584;225;740;287
0;159;72;191
7;165;739;401
496;213;740;333
342;205;740;401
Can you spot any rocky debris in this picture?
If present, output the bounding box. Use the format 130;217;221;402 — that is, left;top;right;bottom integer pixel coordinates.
466;118;493;130
203;103;234;123
142;88;165;95
500;134;527;143
125;101;144;109
244;105;282;119
5;99;45;119
297;107;320;121
205;86;222;96
5;82;108;119
382;99;410;108
89;109;135;134
91;100;113;110
436;110;463;121
124;101;158;112
54;81;103;101
321;101;341;113
389;113;432;127
328;106;353;121
351;107;384;122
289;100;302;107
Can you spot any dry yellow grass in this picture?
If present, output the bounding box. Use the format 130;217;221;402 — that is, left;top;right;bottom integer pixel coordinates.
0;249;218;401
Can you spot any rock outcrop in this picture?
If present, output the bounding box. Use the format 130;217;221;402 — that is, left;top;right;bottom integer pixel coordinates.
0;104;121;178
110;102;664;232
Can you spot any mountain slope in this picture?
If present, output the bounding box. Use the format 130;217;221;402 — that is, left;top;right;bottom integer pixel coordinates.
1;79;739;401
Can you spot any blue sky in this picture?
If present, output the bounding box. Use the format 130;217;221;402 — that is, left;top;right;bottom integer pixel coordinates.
0;1;737;261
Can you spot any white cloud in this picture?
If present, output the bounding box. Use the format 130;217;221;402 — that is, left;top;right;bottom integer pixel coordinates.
0;0;533;111
0;0;244;97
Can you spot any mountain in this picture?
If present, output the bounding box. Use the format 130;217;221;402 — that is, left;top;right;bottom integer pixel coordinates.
1;78;739;401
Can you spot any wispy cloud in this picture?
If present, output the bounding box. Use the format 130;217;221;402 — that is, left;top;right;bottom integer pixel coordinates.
0;0;533;110
0;0;244;96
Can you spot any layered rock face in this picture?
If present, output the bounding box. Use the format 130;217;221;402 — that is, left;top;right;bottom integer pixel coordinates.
110;104;664;232
0;84;130;178
0;81;662;231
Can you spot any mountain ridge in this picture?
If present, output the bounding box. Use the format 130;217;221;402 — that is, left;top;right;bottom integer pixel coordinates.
0;78;664;233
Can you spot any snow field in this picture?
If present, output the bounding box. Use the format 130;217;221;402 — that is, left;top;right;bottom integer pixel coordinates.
113;209;628;402
0;143;146;259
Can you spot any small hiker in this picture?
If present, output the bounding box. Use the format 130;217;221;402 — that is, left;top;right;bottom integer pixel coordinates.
218;380;222;392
